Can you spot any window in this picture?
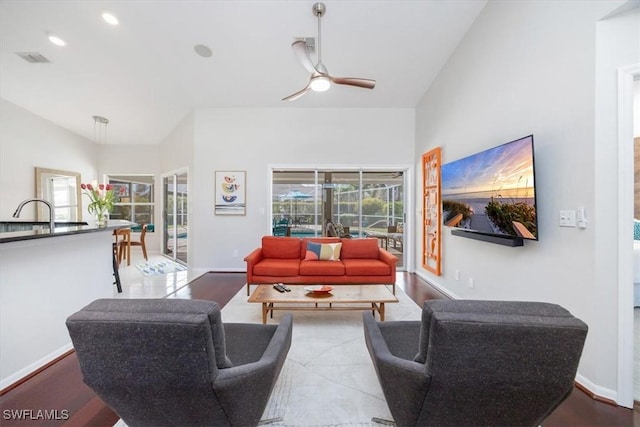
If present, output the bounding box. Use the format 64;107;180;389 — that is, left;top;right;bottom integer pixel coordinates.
108;175;154;228
272;169;405;268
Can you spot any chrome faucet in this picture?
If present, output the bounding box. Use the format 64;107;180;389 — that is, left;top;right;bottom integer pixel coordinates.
13;198;55;231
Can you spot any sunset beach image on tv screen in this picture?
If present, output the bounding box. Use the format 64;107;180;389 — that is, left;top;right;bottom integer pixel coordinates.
441;135;538;240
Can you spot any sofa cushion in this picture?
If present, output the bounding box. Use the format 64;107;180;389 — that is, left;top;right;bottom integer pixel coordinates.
254;259;300;276
340;238;380;259
304;242;342;261
301;238;341;259
262;236;302;259
342;259;391;276
299;260;345;276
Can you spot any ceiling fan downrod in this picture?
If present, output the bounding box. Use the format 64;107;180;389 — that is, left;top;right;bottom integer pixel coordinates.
313;2;326;71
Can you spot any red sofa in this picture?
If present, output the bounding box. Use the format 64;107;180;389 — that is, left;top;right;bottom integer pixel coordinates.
244;236;398;295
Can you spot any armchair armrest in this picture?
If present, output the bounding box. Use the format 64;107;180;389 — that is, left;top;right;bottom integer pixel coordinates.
363;312;430;427
215;314;293;426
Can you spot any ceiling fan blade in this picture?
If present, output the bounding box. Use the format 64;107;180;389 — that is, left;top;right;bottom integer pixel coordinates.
282;85;311;102
330;76;376;89
291;40;318;75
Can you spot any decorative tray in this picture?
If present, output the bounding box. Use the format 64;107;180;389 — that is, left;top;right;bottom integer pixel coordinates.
304;285;334;294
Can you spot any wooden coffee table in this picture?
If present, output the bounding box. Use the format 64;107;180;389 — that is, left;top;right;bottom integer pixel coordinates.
247;284;398;324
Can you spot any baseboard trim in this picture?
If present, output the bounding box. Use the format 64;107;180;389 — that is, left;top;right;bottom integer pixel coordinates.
575;374;619;407
0;345;74;395
575;380;618;407
413;270;461;300
413;270;623;408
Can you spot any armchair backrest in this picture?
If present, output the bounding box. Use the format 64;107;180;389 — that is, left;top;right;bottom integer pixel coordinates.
66;299;233;425
414;300;588;426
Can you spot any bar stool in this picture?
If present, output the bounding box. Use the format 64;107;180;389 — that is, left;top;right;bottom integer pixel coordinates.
112;242;122;293
114;228;132;266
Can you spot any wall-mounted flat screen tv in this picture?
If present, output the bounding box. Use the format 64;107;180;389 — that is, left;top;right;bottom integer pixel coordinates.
441;134;538;241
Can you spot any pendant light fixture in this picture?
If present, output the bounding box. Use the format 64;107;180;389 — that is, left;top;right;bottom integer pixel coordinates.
93;115;109;144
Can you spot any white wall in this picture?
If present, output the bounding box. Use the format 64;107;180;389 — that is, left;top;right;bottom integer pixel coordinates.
191;108;414;270
0;99;97;220
159;111;194;173
414;0;628;402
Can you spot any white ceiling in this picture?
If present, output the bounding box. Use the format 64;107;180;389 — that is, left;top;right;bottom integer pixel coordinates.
0;0;486;145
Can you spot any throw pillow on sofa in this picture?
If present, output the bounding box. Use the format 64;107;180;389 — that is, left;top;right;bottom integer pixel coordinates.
305;242;342;261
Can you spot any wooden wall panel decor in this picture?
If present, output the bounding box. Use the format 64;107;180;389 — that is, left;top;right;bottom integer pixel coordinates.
422;147;442;275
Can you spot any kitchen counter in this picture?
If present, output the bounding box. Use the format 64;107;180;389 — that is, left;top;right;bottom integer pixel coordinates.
0;219;135;390
0;220;134;243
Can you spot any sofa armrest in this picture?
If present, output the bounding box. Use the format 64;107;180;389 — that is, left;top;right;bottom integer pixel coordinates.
244;247;264;264
244;248;264;279
244;248;265;295
379;249;398;290
378;248;398;265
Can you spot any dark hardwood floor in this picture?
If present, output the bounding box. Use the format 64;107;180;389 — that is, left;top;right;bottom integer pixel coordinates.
0;272;636;426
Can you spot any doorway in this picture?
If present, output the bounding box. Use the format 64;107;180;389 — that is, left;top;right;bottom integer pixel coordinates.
163;171;188;264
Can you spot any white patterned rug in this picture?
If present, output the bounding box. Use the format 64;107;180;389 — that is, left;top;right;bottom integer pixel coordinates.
134;259;187;276
221;286;422;427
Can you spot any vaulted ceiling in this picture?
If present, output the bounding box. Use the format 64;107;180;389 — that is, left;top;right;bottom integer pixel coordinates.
0;1;486;145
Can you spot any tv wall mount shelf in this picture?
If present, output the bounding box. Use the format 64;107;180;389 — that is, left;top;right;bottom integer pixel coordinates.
451;229;524;247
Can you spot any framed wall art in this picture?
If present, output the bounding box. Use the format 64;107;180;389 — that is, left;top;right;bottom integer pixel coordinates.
214;171;246;215
422;147;442;275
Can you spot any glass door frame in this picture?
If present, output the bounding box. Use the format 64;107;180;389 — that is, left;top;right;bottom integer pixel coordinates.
162;168;189;265
269;166;412;271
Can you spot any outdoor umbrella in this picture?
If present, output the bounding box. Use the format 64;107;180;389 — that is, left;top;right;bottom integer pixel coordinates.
279;190;312;222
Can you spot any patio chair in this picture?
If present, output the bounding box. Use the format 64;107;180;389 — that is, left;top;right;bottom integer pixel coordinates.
363;299;588;427
67;299;293;427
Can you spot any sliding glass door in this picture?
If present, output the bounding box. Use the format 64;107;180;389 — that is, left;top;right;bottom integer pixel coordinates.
163;171;188;264
272;169;405;269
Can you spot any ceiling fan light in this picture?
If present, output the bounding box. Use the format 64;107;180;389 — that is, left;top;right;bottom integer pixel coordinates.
47;33;66;46
102;11;119;26
310;76;330;92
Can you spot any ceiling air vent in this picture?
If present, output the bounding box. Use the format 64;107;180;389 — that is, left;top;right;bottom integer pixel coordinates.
15;52;50;63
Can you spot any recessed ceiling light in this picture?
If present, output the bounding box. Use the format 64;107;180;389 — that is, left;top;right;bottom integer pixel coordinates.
47;33;66;46
102;11;119;26
194;44;213;58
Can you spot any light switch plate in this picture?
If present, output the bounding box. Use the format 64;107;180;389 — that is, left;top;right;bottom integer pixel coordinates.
560;210;576;227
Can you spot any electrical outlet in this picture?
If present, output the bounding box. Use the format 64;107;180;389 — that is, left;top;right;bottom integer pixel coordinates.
468;278;474;289
455;270;461;281
233;249;239;257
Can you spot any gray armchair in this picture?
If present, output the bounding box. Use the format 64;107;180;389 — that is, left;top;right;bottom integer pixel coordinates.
363;299;588;427
66;299;292;427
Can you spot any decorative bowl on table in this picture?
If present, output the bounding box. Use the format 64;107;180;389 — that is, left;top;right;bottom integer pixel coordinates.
304;285;334;294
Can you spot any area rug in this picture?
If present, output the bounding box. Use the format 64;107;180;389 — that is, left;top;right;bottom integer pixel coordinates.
135;259;187;276
220;286;422;427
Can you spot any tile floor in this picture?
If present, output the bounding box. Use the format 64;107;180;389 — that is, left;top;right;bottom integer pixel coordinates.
113;250;208;299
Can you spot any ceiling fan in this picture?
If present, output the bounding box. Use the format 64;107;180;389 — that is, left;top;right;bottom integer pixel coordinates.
282;2;376;102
